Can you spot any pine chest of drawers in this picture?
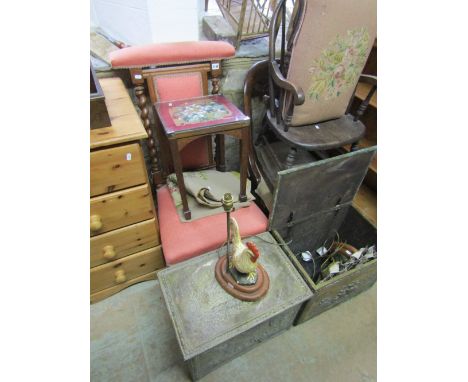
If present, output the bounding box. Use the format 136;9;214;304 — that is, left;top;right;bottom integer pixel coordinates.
90;77;165;303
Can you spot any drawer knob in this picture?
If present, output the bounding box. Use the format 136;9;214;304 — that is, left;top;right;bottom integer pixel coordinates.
103;245;116;260
90;215;103;232
115;269;126;284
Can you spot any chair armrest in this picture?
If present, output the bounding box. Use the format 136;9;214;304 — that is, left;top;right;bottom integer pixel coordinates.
359;74;377;86
270;61;305;105
243;60;269;188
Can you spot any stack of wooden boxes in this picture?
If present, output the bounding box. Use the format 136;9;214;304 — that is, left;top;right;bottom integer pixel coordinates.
90;77;165;303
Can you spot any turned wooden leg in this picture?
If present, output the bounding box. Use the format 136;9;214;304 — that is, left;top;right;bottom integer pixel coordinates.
169;139;191;220
135;86;160;184
211;69;223;169
211;77;220;95
239;127;249;202
215;134;226;171
254;114;268;146
285;147;297;169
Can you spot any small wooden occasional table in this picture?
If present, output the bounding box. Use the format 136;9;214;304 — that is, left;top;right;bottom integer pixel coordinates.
155;95;250;220
158;232;313;380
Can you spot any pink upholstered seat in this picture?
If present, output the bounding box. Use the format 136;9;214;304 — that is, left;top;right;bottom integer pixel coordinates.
110;41;235;68
157;186;268;265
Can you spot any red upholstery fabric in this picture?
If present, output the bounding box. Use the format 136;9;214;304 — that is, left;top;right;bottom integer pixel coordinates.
157;186;268;265
110;41;235;68
153;72;203;102
152;73;210;169
180;137;211;170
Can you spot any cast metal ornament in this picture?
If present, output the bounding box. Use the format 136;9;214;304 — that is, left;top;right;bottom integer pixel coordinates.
214;193;270;301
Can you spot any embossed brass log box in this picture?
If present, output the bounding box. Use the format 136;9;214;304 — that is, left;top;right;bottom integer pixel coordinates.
158;231;312;380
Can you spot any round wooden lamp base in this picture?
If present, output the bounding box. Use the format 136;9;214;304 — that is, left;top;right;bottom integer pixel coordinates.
214;255;270;302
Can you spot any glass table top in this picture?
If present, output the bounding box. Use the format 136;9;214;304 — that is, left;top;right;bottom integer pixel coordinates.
155;95;250;135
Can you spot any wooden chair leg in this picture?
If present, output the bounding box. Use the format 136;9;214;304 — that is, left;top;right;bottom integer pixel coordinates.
135;85;160;184
215;134;226;171
239;128;249;202
169;139;191;220
254;114;268;146
285;147;297;169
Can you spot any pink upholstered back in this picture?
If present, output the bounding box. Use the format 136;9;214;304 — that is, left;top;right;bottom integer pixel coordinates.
179;137;211;170
152;72;204;102
286;0;376;126
152;72;210;169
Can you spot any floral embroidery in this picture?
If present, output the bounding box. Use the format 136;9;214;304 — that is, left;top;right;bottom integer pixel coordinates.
169;99;232;126
308;28;370;101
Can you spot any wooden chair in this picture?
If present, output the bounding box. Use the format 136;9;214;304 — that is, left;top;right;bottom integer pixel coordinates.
109;41;236;186
109;42;269;263
245;0;377;189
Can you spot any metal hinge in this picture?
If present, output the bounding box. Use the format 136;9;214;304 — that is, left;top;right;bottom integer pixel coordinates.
285;201;352;229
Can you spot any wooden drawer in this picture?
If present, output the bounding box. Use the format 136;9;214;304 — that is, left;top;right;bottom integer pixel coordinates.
91;271;158;304
90;143;147;197
90;184;154;236
91;245;164;294
90;218;160;267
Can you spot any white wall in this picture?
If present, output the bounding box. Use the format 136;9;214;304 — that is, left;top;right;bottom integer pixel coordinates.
148;0;200;43
91;0;153;45
91;0;204;45
90;0;99;29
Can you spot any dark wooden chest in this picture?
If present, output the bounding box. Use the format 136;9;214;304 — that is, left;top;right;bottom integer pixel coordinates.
266;147;377;324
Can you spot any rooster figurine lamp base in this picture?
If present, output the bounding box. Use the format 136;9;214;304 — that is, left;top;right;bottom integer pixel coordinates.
214;193;270;302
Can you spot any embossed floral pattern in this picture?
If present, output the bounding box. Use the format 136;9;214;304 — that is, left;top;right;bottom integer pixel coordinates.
308;28;370;101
